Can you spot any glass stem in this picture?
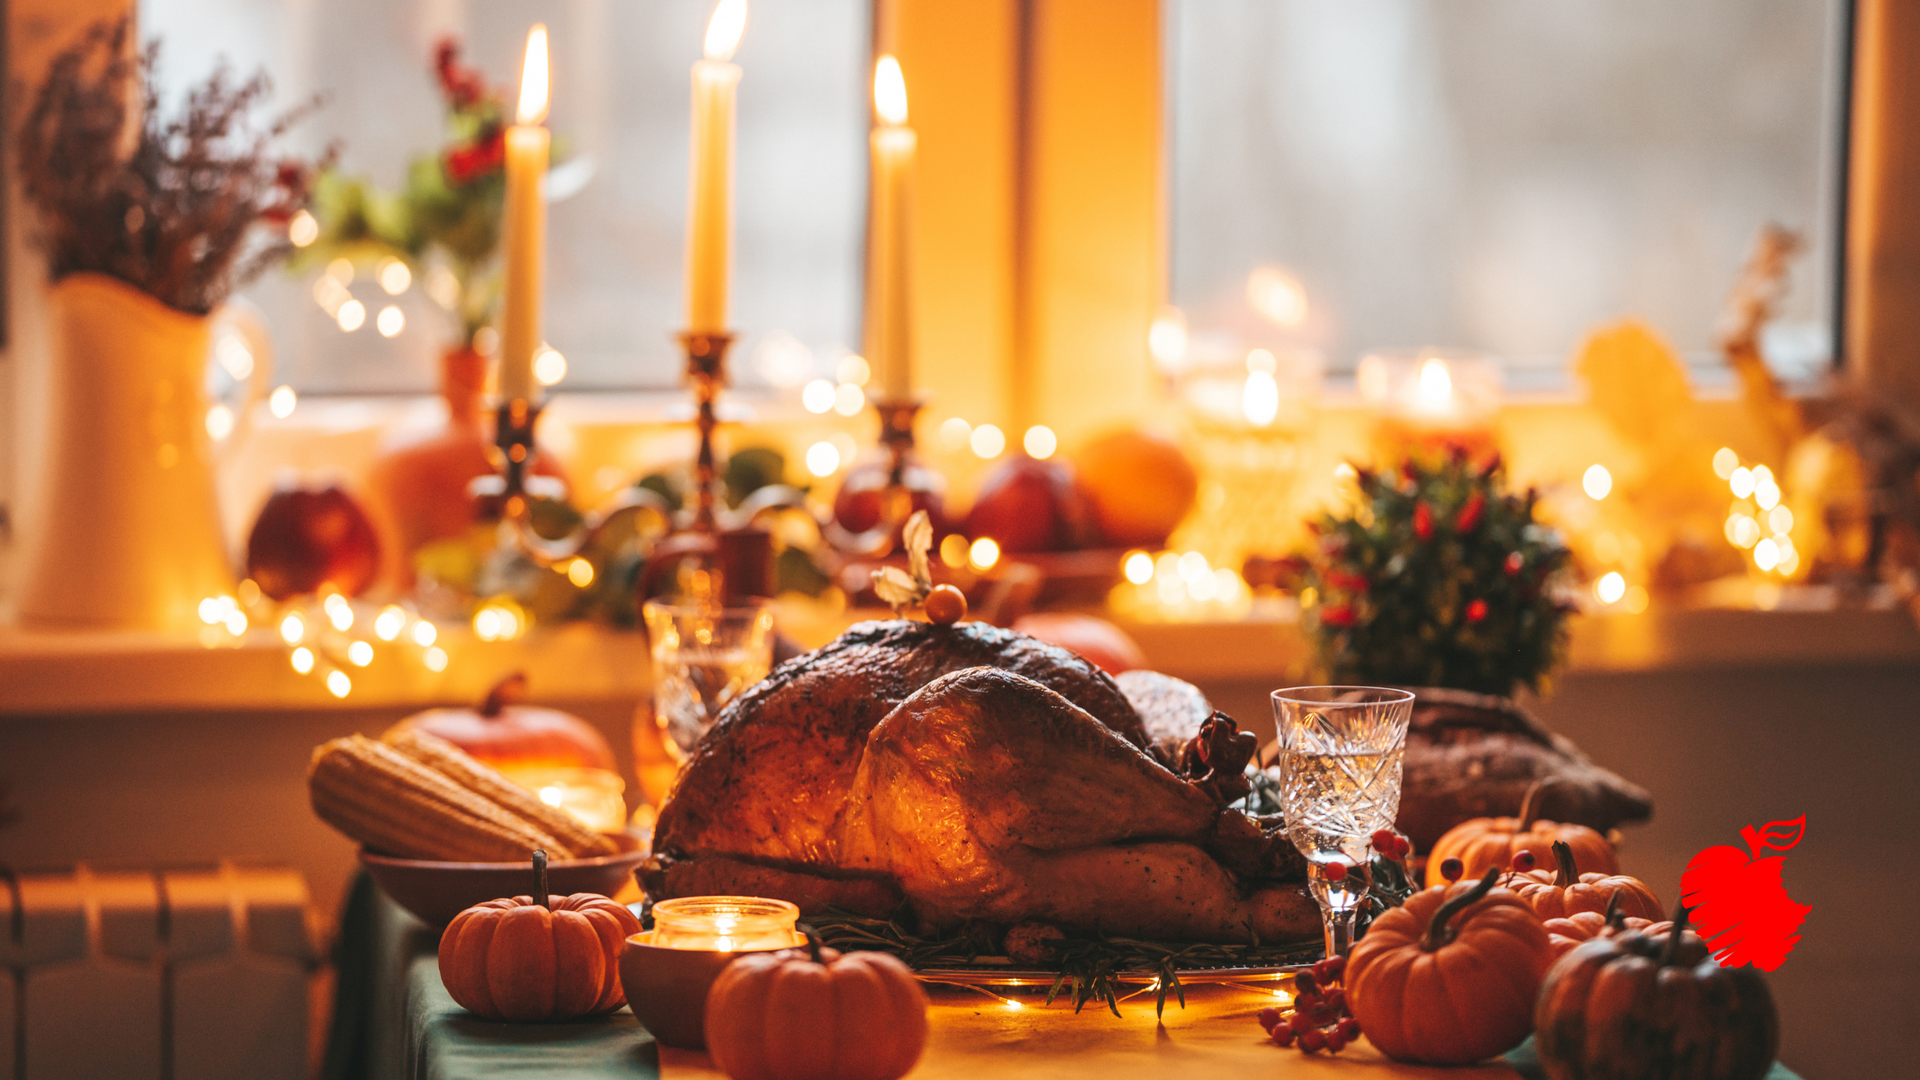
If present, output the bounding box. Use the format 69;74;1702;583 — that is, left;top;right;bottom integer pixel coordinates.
1324;905;1357;958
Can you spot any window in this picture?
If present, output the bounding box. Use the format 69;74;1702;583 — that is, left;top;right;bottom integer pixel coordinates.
1165;0;1846;381
142;0;868;394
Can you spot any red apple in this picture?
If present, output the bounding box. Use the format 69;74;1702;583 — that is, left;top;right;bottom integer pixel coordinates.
965;456;1098;553
246;482;381;600
833;458;948;537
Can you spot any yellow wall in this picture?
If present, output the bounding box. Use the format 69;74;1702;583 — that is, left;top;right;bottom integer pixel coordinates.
1018;0;1162;449
1847;0;1920;410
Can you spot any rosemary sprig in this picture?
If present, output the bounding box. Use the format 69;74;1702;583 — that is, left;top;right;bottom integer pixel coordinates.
807;907;1320;1019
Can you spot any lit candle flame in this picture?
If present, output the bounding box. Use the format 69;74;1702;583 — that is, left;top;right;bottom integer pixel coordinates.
705;0;747;62
517;25;550;125
874;54;908;125
1416;357;1453;406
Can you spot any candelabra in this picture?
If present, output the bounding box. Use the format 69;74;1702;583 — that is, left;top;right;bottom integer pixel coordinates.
479;330;809;601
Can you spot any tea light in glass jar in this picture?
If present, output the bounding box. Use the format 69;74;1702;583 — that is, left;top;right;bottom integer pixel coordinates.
650;896;802;952
1358;348;1501;456
501;766;628;834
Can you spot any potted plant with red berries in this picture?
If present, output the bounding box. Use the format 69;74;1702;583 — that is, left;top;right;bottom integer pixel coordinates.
291;38;567;590
1302;452;1653;859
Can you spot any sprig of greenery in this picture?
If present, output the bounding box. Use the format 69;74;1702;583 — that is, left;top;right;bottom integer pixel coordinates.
806;908;1320;1019
289;37;535;345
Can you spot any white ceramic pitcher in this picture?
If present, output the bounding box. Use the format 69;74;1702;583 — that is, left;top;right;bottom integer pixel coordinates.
16;272;241;631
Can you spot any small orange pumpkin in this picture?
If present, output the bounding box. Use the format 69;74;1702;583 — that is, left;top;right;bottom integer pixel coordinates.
1511;841;1663;921
1425;779;1618;888
1346;869;1556;1065
705;930;929;1080
1542;892;1670;957
438;852;640;1021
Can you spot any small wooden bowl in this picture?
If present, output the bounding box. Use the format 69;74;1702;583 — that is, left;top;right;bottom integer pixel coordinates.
360;834;647;927
620;932;789;1049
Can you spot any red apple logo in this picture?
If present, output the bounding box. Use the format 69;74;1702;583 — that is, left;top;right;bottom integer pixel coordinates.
1680;814;1809;972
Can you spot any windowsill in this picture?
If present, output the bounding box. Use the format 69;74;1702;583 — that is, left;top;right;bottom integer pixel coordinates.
4;592;1913;717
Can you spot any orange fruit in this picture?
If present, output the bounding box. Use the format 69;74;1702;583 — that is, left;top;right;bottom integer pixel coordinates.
1072;430;1198;547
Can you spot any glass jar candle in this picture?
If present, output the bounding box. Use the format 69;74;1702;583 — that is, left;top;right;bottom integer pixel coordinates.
500;766;628;835
650;896;802;952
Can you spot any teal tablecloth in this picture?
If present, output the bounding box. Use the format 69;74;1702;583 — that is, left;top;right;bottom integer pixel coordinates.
1506;1035;1801;1079
322;874;659;1080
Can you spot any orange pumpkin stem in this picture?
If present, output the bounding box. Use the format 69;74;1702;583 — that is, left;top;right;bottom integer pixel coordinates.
483;671;530;718
1517;777;1560;828
1658;899;1691;968
1421;867;1501;952
1602;889;1623;930
1551;840;1580;887
532;849;550;910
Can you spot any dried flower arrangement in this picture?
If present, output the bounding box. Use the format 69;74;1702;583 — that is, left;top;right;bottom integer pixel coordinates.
15;17;324;315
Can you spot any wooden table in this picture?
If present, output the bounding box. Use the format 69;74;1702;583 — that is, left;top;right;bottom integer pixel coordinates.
661;983;1519;1080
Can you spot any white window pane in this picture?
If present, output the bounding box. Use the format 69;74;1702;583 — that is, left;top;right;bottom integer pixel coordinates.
1167;0;1843;378
142;0;866;393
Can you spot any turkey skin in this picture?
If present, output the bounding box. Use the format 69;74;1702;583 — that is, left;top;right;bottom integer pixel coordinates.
643;620;1317;944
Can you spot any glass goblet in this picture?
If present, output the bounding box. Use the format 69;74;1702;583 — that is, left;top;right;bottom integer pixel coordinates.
1271;685;1415;958
642;598;776;758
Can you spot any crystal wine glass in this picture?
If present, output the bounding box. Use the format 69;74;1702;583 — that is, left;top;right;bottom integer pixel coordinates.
1271;685;1415;958
642;599;776;757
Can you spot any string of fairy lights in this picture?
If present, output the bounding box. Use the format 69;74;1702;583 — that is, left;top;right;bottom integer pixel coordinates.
200;584;448;698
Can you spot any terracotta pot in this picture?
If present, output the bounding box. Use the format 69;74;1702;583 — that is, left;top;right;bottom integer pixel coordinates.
18;273;234;630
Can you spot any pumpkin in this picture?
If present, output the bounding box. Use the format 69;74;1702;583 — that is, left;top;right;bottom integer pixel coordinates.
705;930;929;1080
1346;869;1556;1065
1425;779;1618;888
388;672;618;774
1543;892;1670;957
437;851;640;1021
1535;902;1779;1080
1512;841;1663;921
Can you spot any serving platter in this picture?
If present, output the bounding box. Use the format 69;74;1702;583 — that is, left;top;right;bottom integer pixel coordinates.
911;960;1315;989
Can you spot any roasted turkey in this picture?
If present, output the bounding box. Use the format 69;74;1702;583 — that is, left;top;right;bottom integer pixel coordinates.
643;620;1319;944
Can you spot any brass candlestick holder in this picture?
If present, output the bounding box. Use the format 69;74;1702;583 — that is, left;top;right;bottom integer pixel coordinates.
478;395;674;569
679;331;731;533
824;395;945;557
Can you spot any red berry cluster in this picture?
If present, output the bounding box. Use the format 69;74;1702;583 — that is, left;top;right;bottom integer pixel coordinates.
1257;956;1362;1054
1370;828;1412;861
1438;850;1536;887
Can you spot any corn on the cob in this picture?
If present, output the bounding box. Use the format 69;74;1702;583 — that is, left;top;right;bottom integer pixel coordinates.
384;729;618;858
309;735;571;861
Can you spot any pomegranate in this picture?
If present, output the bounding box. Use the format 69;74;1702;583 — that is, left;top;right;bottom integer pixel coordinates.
965;456;1097;553
246;482;381;601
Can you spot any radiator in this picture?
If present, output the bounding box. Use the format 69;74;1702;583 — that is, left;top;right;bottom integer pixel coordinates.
1;864;313;1080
